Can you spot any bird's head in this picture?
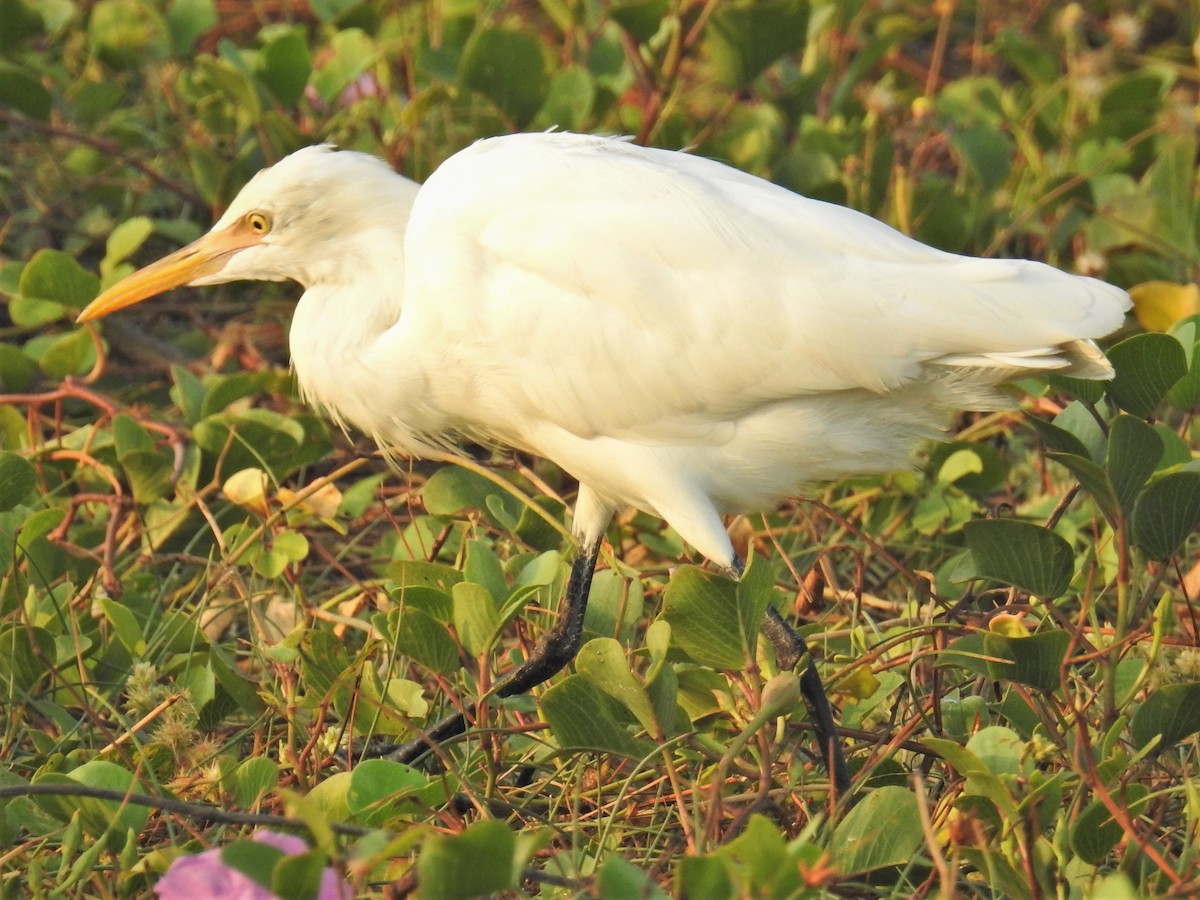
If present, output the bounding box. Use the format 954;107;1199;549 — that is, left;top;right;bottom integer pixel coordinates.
77;145;411;322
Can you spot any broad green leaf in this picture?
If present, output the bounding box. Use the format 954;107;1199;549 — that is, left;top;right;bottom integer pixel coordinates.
1028;412;1091;459
831;785;923;873
1070;784;1150;865
459;27;550;127
535;65;596;132
575;637;658;735
1106;415;1162;515
964;519;1074;599
705;0;809;87
232;757;278;809
164;0;216;53
347;759;430;823
1130;681;1200;751
101;217;152;275
539;674;647;756
221;840;285;891
120;449;175;504
1105;333;1188;417
464;539;508;603
260;28;312;106
310;28;376;105
192;408;306;479
388;560;463;593
422;465;502;517
965;725;1023;777
660;566;747;669
417;819;518;900
1046;451;1118;523
608;0;668;43
387;607;460;677
598;855;670;900
34;328;96;378
0;625;55;694
88;0;171;67
0;452;35;512
98;597;146;655
1132;472;1200;560
272;852;326;900
44;760;151;842
984;629;1069;694
452;581;500;657
0;62;51;120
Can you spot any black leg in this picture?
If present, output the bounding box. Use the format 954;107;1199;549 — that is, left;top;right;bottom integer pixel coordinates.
736;556;850;794
387;542;601;764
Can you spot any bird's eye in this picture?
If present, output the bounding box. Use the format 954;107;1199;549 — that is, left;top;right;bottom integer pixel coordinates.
246;211;272;234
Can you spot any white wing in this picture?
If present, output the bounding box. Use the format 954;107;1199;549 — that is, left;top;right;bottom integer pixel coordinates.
398;132;1127;446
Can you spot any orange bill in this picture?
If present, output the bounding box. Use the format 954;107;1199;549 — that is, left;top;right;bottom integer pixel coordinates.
76;224;261;322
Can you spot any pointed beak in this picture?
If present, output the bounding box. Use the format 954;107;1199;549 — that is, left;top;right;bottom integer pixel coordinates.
76;224;262;322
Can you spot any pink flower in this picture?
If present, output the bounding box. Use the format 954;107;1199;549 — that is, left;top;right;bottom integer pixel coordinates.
154;830;352;900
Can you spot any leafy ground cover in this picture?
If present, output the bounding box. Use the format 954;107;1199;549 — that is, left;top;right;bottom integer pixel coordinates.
2;0;1200;896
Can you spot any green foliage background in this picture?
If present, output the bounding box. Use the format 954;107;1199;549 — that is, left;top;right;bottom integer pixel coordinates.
1;0;1200;896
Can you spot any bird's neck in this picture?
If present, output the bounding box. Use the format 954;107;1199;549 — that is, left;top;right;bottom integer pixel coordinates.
288;260;436;456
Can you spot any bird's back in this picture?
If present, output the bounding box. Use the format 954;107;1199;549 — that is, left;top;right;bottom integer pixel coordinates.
384;132;1129;561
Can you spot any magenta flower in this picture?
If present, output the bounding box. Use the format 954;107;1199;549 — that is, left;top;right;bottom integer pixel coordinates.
154;830;352;900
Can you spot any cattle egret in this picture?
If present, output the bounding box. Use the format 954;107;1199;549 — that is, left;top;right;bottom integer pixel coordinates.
78;132;1130;794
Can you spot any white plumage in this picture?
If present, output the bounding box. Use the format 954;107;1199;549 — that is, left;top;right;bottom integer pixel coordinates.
81;133;1128;567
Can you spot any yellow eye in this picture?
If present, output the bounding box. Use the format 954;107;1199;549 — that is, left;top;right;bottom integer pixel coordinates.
247;211;272;234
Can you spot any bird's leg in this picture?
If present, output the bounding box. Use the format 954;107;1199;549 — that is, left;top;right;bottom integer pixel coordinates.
386;541;601;764
734;555;850;795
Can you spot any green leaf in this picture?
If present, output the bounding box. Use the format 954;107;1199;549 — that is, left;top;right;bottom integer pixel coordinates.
309;28;375;104
660;567;747;670
966;725;1024;777
47;760;150;842
101;217;153;276
221;840;284;891
386;607;460;677
575;637;658;735
232;757;279;809
417;819;519;900
1106;415;1162;516
1132;472;1200;560
0;62;51;120
608;0;668;43
120;449;175;504
1070;785;1150;865
192;408;306;479
534;65;596;132
422;465;502;517
963;519;1074;598
98;597;146;655
705;0;809;87
598;855;670;900
539;675;647;756
451;581;500;657
1105;333;1188;417
459;27;550;127
347;759;431;823
0;452;35;512
0;625;55;694
984;630;1070;694
34;328;95;378
260;28;312;106
1027;415;1094;460
1131;681;1200;752
272;852;326;900
164;0;216;54
1046;452;1118;523
18;249;99;310
831;785;923;873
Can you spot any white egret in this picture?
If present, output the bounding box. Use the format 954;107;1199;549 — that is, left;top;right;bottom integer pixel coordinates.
78;132;1130;793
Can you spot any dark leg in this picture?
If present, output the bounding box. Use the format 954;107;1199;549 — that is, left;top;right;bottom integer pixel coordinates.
736;556;850;794
387;542;601;764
